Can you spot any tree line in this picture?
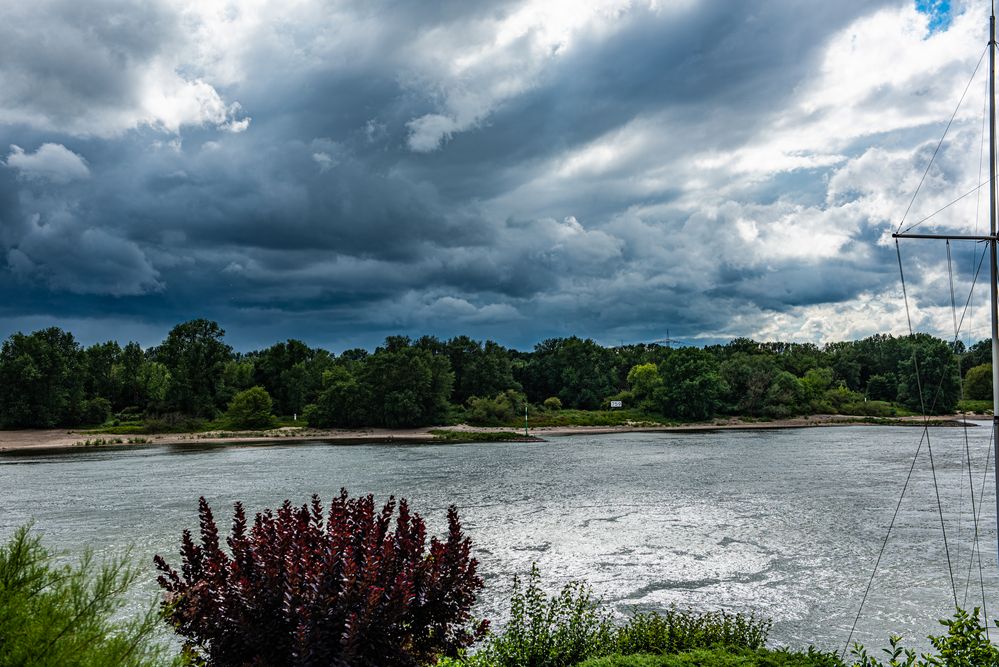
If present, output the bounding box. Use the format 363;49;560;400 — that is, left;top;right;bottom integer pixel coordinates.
0;319;983;430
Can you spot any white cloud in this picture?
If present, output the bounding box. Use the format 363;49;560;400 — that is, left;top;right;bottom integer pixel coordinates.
6;143;90;183
5;144;90;183
402;0;699;152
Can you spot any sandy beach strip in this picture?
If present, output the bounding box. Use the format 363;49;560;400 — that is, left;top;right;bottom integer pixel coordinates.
0;414;981;454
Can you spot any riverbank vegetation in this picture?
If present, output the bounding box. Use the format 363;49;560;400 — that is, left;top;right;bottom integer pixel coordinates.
0;525;176;666
3;491;997;666
0;321;982;432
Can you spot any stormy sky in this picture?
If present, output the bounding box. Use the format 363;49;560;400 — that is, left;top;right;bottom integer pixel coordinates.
0;0;992;351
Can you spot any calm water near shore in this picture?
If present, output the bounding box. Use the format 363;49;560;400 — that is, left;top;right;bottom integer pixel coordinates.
2;425;997;652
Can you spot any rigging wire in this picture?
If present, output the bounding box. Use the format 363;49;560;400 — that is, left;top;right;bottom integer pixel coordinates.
962;420;994;639
903;260;958;609
899;179;993;234
896;45;988;235
948;240;989;636
841;240;984;657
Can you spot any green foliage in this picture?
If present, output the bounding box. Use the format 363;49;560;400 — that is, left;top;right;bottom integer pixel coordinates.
615;609;771;655
474;564;615;667
526;408;669;427
225;386;276;429
543;396;563;411
0;525;176;666
850;607;998;667
520;337;618;409
720;355;778;416
156;319;233;417
628;363;663;405
0;328;85;428
578;648;842;667
251;339;334;416
447;336;521;404
79;396;113;426
865;373;897;402
466;390;526;426
963;363;992;401
1;322;977;430
305;365;367;428
957;399;992;414
654;348;725;420
763;371;805;418
360;336;455;427
894;334;961;414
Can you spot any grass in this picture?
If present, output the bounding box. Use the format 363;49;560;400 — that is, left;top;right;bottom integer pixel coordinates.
957;399;992;414
430;429;533;442
577;648;842;667
523;408;676;428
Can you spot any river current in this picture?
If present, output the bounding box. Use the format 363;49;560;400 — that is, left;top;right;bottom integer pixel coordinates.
2;424;997;653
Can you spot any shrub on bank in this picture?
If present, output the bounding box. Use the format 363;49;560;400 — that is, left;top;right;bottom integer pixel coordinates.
444;565;776;667
578;648;842;667
616;609;770;655
155;490;486;666
0;525;174;667
472;564;614;666
851;607;999;667
223;385;275;429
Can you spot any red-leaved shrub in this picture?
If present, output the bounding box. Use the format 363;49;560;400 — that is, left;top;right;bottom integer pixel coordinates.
154;489;487;666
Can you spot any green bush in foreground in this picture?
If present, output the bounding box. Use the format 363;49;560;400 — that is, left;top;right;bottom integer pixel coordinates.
851;607;999;667
578;647;841;666
443;565;774;667
471;563;614;666
616;610;771;655
0;525;175;667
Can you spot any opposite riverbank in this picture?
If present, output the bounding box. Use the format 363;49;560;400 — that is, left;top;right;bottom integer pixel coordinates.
0;413;979;453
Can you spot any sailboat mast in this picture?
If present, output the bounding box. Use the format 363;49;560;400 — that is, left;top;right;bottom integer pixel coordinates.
989;6;999;563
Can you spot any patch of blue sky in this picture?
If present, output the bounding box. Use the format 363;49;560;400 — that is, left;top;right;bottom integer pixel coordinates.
916;0;952;34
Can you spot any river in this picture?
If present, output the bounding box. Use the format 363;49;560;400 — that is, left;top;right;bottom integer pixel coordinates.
2;424;997;654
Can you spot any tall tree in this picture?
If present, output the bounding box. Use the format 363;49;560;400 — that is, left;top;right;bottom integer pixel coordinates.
157;319;232;417
0;328;85;427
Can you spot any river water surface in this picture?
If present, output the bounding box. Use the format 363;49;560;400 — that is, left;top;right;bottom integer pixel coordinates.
2;425;998;653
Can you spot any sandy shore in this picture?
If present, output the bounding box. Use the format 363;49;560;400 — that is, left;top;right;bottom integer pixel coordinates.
0;414;981;453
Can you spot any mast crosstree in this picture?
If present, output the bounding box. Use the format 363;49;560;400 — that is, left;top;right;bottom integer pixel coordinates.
892;7;999;564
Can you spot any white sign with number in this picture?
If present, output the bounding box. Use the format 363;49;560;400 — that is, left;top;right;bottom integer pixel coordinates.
610;400;623;408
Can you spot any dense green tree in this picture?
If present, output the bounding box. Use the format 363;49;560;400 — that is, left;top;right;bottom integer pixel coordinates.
82;341;121;405
110;342;147;410
225;386;276;429
356;337;454;427
156;319;232;417
763;371;806;417
627;363;662;409
136;361;171;412
964;363;993;401
252;339;334;415
446;336;519;404
519;337;617;409
220;358;255;402
720;354;778;416
306;366;367;428
0;328;85;427
653;347;725;420
866;373;897;402
895;334;962;413
962;339;992;375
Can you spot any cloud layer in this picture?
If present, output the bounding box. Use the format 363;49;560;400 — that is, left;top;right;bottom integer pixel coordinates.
0;0;990;350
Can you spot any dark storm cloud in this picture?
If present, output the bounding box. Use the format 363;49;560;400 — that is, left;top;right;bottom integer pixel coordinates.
0;0;977;350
